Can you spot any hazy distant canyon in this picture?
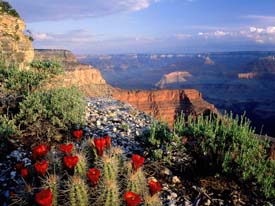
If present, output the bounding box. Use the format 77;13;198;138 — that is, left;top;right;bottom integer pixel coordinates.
79;52;275;137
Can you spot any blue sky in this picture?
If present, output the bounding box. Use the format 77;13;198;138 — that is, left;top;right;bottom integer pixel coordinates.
8;0;275;54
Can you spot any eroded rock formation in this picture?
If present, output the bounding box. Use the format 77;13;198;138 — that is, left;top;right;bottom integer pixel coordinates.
34;49;78;66
112;89;217;126
0;13;34;69
156;71;192;88
36;49;217;126
238;72;257;79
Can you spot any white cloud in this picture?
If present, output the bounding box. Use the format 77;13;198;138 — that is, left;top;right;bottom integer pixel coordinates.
9;0;158;22
213;30;228;37
33;33;53;41
243;26;275;44
267;26;275;34
197;30;231;38
249;27;264;33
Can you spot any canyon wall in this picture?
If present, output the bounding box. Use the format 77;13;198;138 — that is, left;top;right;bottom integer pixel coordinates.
35;49;218;126
36;50;109;97
112;89;217;126
0;13;34;69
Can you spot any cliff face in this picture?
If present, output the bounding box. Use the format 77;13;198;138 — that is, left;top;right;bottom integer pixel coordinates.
48;64;109;97
112;89;217;126
34;49;78;65
35;49;109;96
0;14;34;69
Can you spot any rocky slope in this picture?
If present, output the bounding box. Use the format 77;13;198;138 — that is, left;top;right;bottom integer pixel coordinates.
0;13;34;69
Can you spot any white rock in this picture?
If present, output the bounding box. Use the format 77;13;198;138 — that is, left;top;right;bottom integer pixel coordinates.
161;167;172;176
172;176;181;184
96;120;101;126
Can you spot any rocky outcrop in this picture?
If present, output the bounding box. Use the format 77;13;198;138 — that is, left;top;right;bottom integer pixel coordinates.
34;49;109;96
238;72;257;79
47;63;109;97
0;13;34;69
112;89;217;126
156;71;192;88
34;49;78;66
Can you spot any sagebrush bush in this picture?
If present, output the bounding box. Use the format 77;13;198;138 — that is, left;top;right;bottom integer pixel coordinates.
30;61;64;75
0;115;20;137
174;112;275;198
0;60;85;142
0;66;47;96
144;121;184;165
15;87;85;141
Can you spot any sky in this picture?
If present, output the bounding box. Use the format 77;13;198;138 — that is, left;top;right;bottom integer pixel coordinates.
7;0;275;54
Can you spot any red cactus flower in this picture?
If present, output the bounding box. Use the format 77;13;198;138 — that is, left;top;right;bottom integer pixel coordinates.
72;129;83;141
148;180;162;195
35;188;52;206
60;143;74;154
34;160;49;175
63;155;78;169
94;138;106;157
87;168;100;186
124;191;141;206
20;168;29;178
104;135;111;149
32;144;48;159
132;154;144;171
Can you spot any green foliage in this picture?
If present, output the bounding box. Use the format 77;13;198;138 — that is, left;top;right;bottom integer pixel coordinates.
0;60;63;97
0;66;48;96
145;121;181;164
0;61;84;142
30;61;63;75
175;112;275;198
0;1;20;18
0;114;20;137
15;87;85;140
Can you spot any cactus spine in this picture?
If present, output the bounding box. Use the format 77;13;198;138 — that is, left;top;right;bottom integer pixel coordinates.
68;176;89;206
75;151;88;178
99;148;121;206
43;174;59;206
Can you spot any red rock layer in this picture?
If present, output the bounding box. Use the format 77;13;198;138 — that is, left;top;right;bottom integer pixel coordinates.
112;89;217;126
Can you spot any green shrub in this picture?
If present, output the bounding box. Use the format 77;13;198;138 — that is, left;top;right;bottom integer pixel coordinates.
175;112;275;198
0;66;48;96
0;1;20;18
30;61;63;75
15;87;85;141
0;61;85;142
145;121;182;164
0;114;20;137
0;61;63;96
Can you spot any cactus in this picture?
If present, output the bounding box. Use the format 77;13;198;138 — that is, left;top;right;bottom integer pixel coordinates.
67;176;89;206
97;148;121;206
125;161;163;206
125;161;147;196
144;194;162;206
42;174;59;206
74;151;88;178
